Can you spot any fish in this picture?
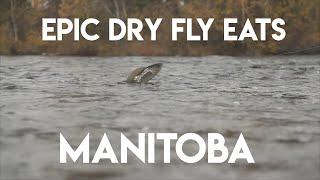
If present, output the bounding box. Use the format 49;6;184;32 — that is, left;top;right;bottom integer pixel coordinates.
126;63;163;83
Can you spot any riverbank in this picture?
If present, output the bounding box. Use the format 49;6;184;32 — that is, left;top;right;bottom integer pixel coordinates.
1;43;319;57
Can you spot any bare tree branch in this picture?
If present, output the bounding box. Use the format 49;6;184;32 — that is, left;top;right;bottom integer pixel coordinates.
10;0;18;42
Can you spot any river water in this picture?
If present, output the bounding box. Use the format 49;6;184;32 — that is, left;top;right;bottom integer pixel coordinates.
0;55;319;180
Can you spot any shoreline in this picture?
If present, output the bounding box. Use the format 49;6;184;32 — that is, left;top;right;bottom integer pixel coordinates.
1;53;319;58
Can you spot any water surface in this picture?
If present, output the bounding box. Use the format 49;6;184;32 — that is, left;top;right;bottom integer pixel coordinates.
1;55;320;180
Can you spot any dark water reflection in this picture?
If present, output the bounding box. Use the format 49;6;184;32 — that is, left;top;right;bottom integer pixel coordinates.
0;55;319;180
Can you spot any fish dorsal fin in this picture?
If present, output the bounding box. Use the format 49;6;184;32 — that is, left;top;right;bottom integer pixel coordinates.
126;67;145;83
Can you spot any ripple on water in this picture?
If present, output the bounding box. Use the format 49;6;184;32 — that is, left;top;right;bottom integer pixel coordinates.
1;83;19;90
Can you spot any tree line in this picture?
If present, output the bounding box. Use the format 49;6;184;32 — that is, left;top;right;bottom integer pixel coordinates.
0;0;319;56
